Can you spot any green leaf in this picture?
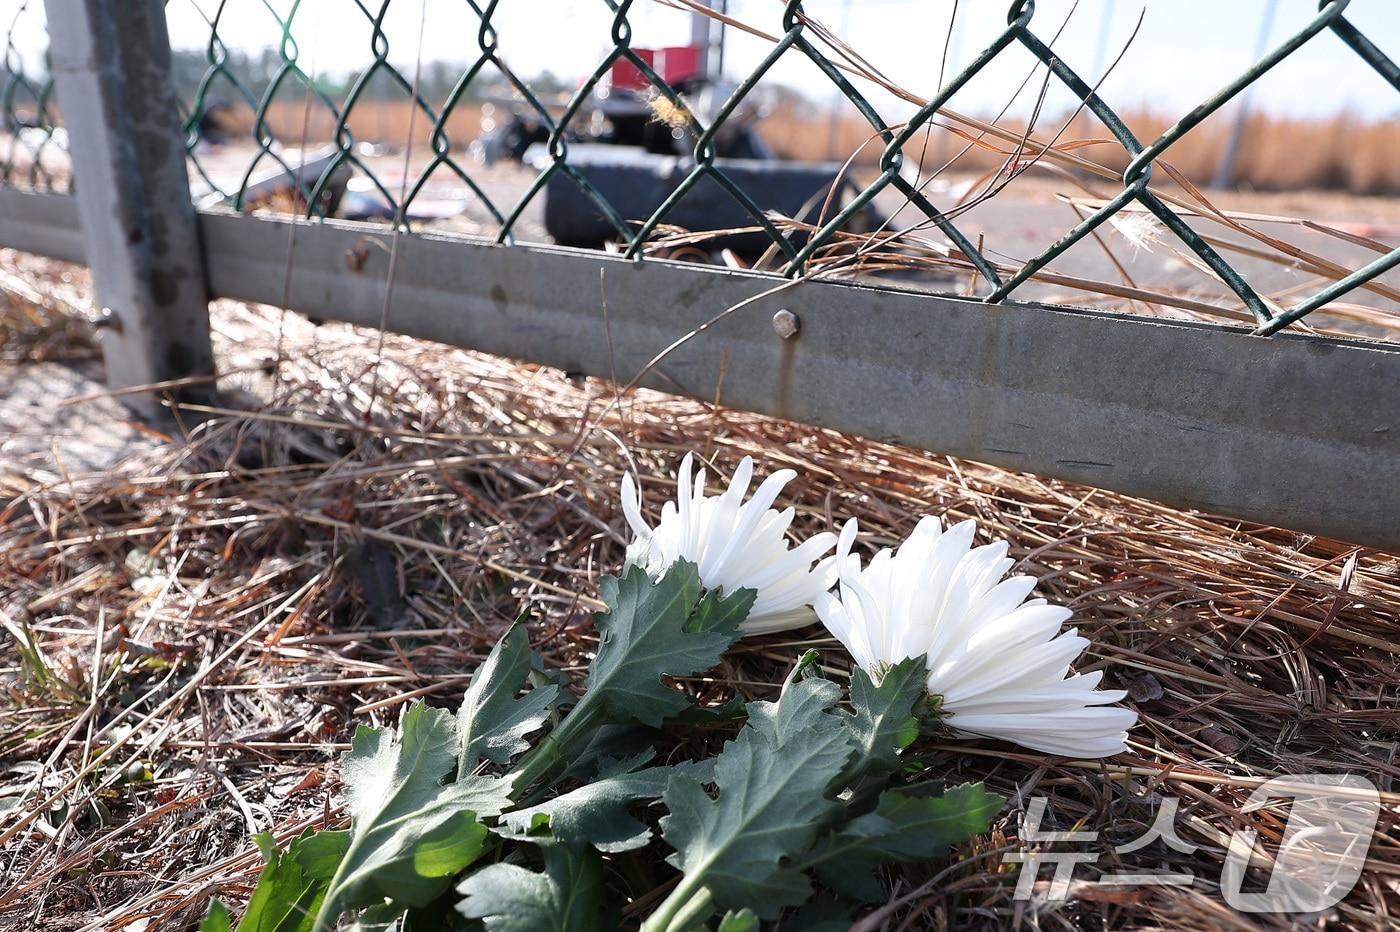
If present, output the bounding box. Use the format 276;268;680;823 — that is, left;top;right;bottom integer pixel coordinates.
456;844;604;932
211;830;334;932
359;894;467;932
783;893;859;932
801;782;1003;901
345;902;410;931
654;675;855;922
291;830;350;883
715;909;759;932
306;703;507;928
687;586;757;634
503;760;715;852
670;693;747;726
841;658;927;785
458;624;559;776
587;562;747;727
743;665;841;745
555;726;661;783
507;563;749;797
200;900;233;932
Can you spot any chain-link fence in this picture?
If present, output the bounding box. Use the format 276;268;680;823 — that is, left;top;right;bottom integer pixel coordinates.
0;1;62;190
5;1;1399;335
164;0;1400;337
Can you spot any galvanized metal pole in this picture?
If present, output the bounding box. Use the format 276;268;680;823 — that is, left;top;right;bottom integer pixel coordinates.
825;0;854;161
45;0;215;417
714;0;728;78
1210;0;1280;190
689;0;714;78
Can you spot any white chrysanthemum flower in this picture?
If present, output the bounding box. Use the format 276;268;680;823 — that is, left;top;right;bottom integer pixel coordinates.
816;516;1136;758
619;453;847;634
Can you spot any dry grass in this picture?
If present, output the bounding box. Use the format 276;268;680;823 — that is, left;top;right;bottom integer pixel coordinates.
0;253;94;364
642;197;1400;341
210;100;488;153
200;97;1400;197
764;105;1400;197
1;253;1399;930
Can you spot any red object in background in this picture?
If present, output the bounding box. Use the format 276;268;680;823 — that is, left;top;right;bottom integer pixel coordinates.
609;45;703;90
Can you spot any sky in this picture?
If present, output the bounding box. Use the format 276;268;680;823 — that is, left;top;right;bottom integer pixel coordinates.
6;1;1399;121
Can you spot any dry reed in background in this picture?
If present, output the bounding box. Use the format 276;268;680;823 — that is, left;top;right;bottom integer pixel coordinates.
213;99;1400;195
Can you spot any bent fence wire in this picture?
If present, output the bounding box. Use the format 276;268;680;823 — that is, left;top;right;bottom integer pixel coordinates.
4;1;1399;334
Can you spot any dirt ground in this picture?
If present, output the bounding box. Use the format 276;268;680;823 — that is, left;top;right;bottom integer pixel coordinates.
0;363;159;475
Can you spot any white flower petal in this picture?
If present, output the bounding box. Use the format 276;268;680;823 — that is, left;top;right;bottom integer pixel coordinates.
617;454;837;634
620;472;652;540
816;516;1136;759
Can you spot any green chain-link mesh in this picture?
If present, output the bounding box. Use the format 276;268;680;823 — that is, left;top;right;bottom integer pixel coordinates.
3;0;1398;336
1;1;63;191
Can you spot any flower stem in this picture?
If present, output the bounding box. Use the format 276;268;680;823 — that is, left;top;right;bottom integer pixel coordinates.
506;698;603;801
641;883;714;932
309;837;360;932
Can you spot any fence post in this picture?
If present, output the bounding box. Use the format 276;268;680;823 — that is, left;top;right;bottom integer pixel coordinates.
45;0;215;417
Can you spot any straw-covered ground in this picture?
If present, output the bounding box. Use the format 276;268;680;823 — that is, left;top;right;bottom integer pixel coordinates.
2;258;1399;931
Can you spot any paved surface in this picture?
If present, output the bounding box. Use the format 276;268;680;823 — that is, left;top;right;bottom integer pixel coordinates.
0;361;158;481
332;155;1400;319
180;142;1400;332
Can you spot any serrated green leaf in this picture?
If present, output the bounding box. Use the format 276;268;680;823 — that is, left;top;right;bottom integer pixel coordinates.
306;703;507;929
588;746;657;779
745;668;842;744
687;586;757;634
670;693;747;726
842;658;927;785
556;727;656;782
588;562;746;726
344;902;409;932
714;909;759;932
508;563;748;797
200;900;233;932
801;782;1003;901
503;759;715;853
652;676;855;923
458;625;559;777
211;829;332;932
456;843;604;932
